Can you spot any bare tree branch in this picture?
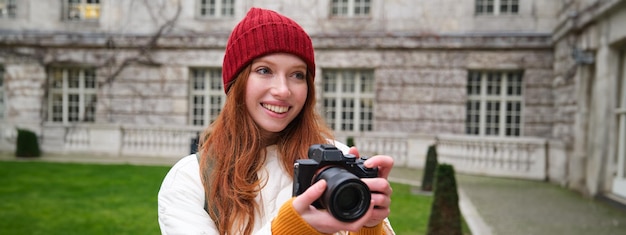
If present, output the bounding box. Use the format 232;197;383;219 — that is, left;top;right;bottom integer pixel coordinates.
100;0;182;86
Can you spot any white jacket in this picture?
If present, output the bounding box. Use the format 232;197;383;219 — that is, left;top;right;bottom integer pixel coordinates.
157;143;394;234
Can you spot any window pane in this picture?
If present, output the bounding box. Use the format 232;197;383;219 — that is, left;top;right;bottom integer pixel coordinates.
324;98;336;129
68;94;80;122
476;0;484;14
465;100;480;135
68;69;80;88
209;95;222;123
501;0;519;14
360;98;373;131
323;69;375;132
341;99;354;131
342;71;355;93
466;70;523;136
500;0;509;12
67;0;101;20
511;0;519;13
83;2;100;19
210;70;222;90
361;72;374;93
468;71;481;95
487;72;501;95
193;95;204;126
506;101;521;136
0;67;4;118
354;0;370;16
52;94;63;122
324;72;337;92
48;67;97;123
476;0;496;14
0;0;17;18
485;101;500;136
189;68;225;126
331;0;349;16
193;70;205;90
222;0;234;16
85;69;96;88
507;72;523;96
50;68;63;88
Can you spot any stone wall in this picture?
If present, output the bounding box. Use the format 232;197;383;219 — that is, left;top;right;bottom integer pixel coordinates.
317;46;554;137
0;39;555;159
0;0;557;160
1;62;46;125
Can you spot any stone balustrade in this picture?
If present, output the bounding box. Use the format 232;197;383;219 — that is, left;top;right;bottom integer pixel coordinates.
0;122;567;182
436;134;549;180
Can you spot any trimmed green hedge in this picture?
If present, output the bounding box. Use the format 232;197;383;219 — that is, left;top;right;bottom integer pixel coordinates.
421;144;438;191
15;128;41;157
427;163;462;235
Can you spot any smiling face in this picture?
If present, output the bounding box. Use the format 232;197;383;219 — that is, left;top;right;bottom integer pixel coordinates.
245;53;309;138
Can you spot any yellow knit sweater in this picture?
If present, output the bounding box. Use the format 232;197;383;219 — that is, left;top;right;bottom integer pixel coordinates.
271;197;385;235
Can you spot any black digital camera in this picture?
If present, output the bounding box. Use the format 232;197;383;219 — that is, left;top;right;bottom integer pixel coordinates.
293;144;379;222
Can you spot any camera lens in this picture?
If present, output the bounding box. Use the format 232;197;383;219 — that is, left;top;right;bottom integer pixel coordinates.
336;187;359;211
314;167;371;222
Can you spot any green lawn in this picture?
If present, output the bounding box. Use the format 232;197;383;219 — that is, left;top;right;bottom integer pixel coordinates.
0;161;167;234
0;159;469;234
387;183;433;234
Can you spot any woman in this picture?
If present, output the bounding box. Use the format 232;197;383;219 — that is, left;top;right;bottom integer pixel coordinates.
158;7;395;235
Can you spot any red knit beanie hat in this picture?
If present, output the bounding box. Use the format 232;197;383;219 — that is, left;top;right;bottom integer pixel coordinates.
222;7;315;93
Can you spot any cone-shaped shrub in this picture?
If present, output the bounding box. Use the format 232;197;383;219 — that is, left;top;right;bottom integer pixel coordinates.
346;136;355;147
15;128;42;157
421;144;438;191
427;164;462;235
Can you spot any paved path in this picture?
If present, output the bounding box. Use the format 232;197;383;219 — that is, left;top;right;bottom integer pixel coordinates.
389;166;626;235
3;152;626;235
456;174;626;235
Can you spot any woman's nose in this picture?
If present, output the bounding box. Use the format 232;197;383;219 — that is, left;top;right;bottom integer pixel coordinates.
270;75;291;97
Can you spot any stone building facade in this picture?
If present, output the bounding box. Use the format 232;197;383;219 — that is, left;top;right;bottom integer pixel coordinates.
551;0;626;200
0;0;625;202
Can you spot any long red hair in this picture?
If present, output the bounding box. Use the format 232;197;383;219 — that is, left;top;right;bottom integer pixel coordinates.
198;64;333;235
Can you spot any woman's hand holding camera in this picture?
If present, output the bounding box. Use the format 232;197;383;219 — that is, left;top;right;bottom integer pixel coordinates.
292;179;376;233
292;147;394;233
349;147;393;228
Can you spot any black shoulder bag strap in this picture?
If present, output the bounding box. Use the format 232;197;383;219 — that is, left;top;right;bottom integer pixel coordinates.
196;152;219;219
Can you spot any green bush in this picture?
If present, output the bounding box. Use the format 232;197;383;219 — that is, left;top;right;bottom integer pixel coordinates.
346;136;355;147
427;164;462;235
15;128;42;157
421;144;438;191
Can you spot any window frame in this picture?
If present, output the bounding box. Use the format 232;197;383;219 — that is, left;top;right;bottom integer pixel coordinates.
0;66;5;119
322;69;375;132
64;0;101;22
188;68;226;126
475;0;519;16
0;0;17;19
466;70;524;137
197;0;235;19
47;67;98;124
613;50;626;198
330;0;371;18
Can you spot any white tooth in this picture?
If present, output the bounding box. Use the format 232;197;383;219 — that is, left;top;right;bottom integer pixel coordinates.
264;104;288;113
